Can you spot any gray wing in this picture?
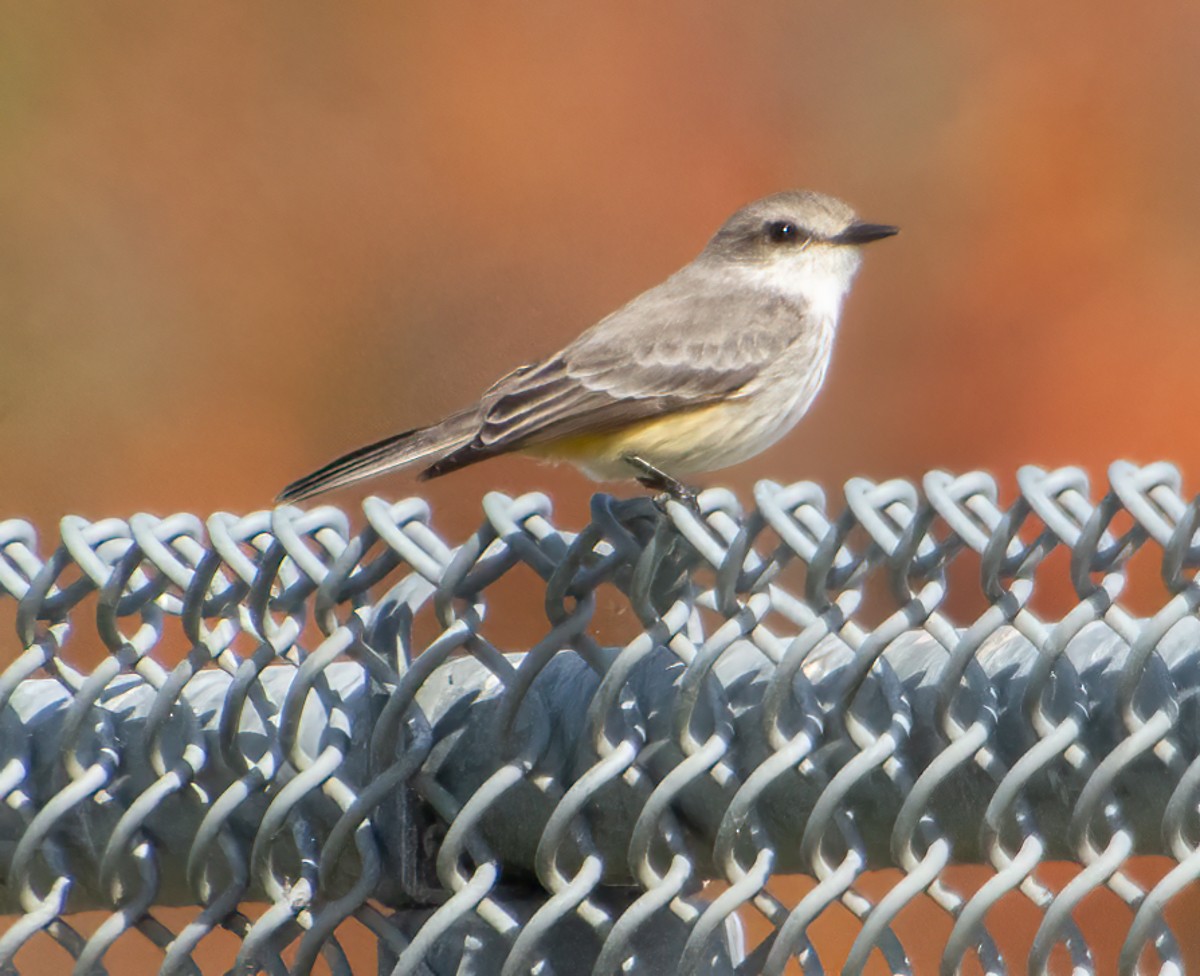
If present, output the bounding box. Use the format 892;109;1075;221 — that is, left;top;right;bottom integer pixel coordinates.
420;277;811;477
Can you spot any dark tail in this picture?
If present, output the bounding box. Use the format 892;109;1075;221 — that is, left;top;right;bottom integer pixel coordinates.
277;411;477;503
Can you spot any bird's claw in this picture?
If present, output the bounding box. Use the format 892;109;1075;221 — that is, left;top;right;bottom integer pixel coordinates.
626;455;700;513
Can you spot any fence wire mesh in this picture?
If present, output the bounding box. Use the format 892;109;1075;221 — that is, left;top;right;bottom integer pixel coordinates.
2;462;1200;975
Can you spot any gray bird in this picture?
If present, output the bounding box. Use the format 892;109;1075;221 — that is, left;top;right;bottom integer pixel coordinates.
279;189;896;503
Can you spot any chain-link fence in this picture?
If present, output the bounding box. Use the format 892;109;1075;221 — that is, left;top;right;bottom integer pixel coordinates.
2;462;1199;975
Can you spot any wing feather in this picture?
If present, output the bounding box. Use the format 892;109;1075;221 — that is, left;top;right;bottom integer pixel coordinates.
423;276;811;475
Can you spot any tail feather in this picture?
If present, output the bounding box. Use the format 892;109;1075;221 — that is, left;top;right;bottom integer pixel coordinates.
277;412;477;503
416;442;498;481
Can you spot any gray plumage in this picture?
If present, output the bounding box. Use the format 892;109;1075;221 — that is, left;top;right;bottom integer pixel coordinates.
278;189;896;503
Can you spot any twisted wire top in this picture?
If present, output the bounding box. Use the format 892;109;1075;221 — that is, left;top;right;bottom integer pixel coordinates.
0;461;1197;976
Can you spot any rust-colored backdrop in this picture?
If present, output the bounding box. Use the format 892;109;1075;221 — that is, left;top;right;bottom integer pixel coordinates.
3;3;1199;973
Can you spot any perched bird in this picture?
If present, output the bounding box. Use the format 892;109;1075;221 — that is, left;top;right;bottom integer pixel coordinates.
278;190;896;504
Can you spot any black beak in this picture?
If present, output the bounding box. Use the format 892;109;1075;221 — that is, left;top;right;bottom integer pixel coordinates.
833;221;900;246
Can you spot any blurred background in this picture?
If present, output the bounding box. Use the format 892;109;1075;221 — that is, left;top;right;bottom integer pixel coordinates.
3;2;1199;973
4;3;1199;532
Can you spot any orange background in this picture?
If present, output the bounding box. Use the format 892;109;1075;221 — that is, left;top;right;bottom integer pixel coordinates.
3;3;1200;973
5;5;1199;530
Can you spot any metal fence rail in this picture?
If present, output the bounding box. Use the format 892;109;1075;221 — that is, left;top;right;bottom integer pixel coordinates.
1;462;1199;975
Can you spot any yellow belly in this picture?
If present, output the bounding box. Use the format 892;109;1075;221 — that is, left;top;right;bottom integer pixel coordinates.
521;400;775;481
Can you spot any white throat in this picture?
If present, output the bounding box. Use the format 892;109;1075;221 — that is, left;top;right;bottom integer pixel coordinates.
733;249;859;323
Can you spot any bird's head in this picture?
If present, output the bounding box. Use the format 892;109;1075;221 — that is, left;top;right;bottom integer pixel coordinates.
702;189;898;307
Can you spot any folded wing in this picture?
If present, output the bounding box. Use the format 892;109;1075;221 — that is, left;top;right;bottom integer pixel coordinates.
421;281;808;479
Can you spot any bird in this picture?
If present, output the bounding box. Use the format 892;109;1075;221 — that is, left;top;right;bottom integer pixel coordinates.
278;189;896;504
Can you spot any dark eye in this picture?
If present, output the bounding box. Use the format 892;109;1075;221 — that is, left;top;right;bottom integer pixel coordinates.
766;220;800;243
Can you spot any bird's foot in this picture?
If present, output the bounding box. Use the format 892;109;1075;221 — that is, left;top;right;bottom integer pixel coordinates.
625;456;700;512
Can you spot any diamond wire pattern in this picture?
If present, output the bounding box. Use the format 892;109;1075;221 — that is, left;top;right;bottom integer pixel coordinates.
0;463;1198;974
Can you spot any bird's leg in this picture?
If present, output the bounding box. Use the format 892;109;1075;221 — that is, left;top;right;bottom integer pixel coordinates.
623;455;699;511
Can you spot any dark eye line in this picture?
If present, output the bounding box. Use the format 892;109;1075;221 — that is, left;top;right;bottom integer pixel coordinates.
765;220;820;245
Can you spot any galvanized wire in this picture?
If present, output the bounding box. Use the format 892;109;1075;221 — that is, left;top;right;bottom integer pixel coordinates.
1;462;1199;974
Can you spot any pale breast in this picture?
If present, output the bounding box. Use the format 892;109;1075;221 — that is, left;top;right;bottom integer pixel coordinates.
528;319;837;480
